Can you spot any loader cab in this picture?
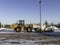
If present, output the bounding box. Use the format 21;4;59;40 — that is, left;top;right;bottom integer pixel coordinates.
17;20;25;26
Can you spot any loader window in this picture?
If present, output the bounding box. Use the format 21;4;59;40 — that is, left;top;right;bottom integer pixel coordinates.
18;20;25;26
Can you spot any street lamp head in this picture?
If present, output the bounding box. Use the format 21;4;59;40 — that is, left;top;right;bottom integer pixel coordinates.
39;0;41;3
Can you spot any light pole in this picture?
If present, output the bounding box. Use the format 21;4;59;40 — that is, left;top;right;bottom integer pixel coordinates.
39;0;42;31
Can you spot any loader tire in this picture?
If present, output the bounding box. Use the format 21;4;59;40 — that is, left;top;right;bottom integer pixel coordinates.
14;27;21;32
27;27;32;32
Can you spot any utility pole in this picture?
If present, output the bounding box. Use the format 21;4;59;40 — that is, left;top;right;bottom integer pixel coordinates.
39;0;42;31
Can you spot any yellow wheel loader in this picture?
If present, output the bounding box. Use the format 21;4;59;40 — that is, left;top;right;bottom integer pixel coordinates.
10;20;33;32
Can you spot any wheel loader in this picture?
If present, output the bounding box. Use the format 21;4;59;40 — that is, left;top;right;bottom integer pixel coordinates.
10;20;33;32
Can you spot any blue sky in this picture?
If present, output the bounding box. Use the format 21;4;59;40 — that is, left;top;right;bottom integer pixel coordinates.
42;0;60;24
0;0;60;24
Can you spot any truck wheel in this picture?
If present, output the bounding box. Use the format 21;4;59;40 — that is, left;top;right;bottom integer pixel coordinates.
14;27;21;32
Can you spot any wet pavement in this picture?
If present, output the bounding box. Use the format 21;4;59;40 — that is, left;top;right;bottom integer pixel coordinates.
0;29;60;45
0;32;59;45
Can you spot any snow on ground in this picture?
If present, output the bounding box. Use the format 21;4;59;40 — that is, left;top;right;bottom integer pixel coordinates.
0;28;15;34
0;28;13;30
54;28;60;32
